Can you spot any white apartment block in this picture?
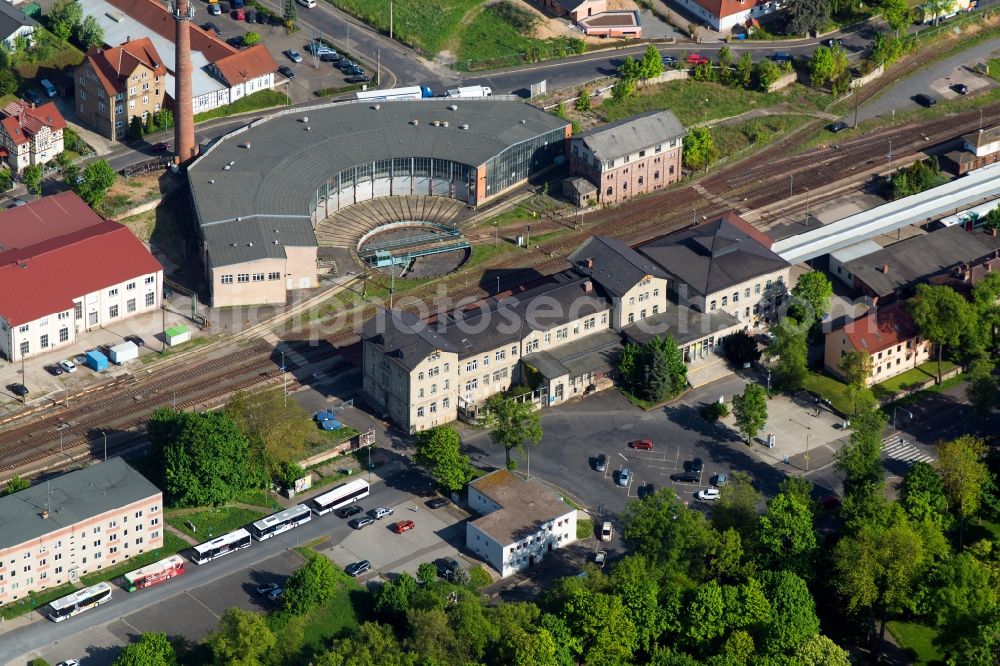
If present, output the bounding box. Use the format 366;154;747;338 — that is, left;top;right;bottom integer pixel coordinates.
0;459;163;606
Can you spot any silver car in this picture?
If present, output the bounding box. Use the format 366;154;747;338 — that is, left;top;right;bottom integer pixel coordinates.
617;468;631;487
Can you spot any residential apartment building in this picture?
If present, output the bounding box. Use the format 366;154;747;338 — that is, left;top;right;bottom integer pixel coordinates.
569;109;685;206
638;212;791;327
0;98;66;173
76;38;167;142
0;193;163;362
0;458;163;606
465;470;576;578
823;302;932;387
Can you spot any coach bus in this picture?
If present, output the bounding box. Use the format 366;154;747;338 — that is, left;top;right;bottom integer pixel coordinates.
122;555;186;592
249;504;312;541
191;528;252;565
354;86;433;102
48;582;113;622
310;478;371;516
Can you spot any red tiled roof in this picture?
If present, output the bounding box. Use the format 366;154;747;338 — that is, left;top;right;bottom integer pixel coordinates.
694;0;769;19
211;44;278;85
84;37;167;95
0;191;104;251
102;0;237;63
841;302;919;355
0;223;162;326
0;99;66;145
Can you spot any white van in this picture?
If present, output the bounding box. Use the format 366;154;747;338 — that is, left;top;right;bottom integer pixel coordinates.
296;0;316;7
40;79;57;97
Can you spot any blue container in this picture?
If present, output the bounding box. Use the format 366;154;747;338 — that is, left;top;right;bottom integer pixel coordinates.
85;349;109;372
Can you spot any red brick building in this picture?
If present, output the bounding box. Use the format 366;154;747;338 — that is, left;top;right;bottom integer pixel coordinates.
569;110;685;206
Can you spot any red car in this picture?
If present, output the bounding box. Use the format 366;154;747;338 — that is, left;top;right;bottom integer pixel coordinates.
392;520;415;534
686;53;710;65
152;142;170;153
629;438;654;450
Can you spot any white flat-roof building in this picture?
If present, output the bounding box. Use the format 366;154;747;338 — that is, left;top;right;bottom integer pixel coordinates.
465;470;576;578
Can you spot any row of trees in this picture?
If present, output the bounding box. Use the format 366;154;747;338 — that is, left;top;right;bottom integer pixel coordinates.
884;156;948;200
47;0;104;49
618;334;689;404
127;109;175;143
612;45;666;102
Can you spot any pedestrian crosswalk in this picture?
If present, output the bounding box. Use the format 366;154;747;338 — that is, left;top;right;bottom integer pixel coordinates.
882;435;935;466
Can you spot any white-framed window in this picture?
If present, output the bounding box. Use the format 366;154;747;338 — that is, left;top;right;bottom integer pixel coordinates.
40;334;49;349
145;276;155;284
252;273;265;282
127;298;136;313
237;274;249;283
145;292;155;307
108;288;118;297
109;304;119;318
221;274;233;284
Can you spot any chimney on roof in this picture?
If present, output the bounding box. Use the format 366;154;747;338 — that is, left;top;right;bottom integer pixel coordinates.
584;257;594;269
582;280;593;293
881;264;889;274
41;509;49;519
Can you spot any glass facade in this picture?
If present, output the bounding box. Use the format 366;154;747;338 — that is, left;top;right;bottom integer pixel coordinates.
484;128;566;196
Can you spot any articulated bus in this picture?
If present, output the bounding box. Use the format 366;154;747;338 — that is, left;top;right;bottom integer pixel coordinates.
48;582;113;622
310;478;371;516
191;528;252;565
122;555;186;592
249;504;312;541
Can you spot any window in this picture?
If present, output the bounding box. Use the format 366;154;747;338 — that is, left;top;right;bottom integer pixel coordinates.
466;360;477;372
75;302;83;320
482;355;489;367
627;313;635;324
722;296;728;306
511;346;518;357
221;274;233;284
252;273;265;282
40;334;49;349
18;324;28;333
127;282;136;291
442;397;449;409
19;341;29;356
496;350;506;362
417;407;424;417
127;298;136;313
109;304;119;318
465;379;478;392
710;300;717;311
640;309;646;319
629;297;635;306
145;292;155;307
755;283;761;294
606;187;612;196
237;274;249;283
268;272;281;280
745;288;750;298
431;383;437;394
108;288;118;297
58;312;69;320
145;276;155;284
652;305;659;314
59;328;69;343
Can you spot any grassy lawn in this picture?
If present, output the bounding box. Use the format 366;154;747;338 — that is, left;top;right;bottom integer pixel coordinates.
0;582;77;620
233;488;279;509
872;360;958;400
167;506;268;541
80;532;190;587
886;620;944;665
965;517;1000;545
11;29;84;79
455;2;583;70
599;79;788;126
326;0;481;56
711;114;815;162
193;90;289;122
802;371;869;416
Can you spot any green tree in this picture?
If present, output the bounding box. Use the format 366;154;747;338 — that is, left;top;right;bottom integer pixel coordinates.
732;383;768;444
966;359;997;420
759;570;820;655
414;425;474;492
574;88;591;112
922;0;952;25
908;284;976;382
618;55;641;81
611;77;635;102
128;115;144;142
735;52;753;88
937;435;989;548
416;561;438;586
207;607;276;665
225;387;313;471
834;405;886;522
0;168;11;193
375;571;419;620
483;394;542;468
716;45;734;86
931;553;1000;662
617;342;641;388
839;350;873;414
405;607;460;663
808;45;835;87
319;622;415;666
243;31;261;46
722;330;761;368
283;0;297;23
23;164;42;195
680;580;726;649
148;408;256;507
75;15;104;49
78;159;117;207
639;44;665;80
621;490;715;578
112;632;177;666
792;634;851;666
754;59;781;91
972;270;1000;352
711;471;760;540
4;473;29;495
682;126;716;171
899;461;952;529
756;491;817;579
766;319;808;390
47;0;83;41
284;551;339;615
643;335;687;401
550;583;638;664
785;0;830;35
789;271;833;328
880;0;912;34
0;68;19;98
610;554;666;652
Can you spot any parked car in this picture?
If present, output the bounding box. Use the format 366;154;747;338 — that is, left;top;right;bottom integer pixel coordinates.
208;3;222;14
338;59;358;70
953;83;969;95
151;142;170;152
46;364;64;376
438;557;462;580
697;488;721;502
40;79;57;97
201;21;222;35
59;359;77;373
688;458;704;474
827;121;848;133
392;520;415;534
125;335;145;347
227;35;245;48
670;472;700;483
266;587;284;601
628;438;653;450
344;65;365;75
285;49;303;63
638;482;655;499
346;74;371;83
822;38;843;47
772;52;792;62
914;93;937;107
7;383;28;397
600;521;613;542
711;473;729;487
232;9;245;20
427;496;451;509
56;661;80;666
371;507;393;520
8;199;28;208
348;516;374;529
257;10;269;23
345;560;371;577
594;550;607;568
336;505;363;518
308;43;336;56
26;89;44;104
686;53;709;65
594;454;607;472
256;582;280;596
617;467;631;487
245;7;256;21
278;65;295;79
320;52;342;62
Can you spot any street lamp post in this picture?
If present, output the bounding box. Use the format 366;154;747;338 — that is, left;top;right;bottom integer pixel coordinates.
887;139;893;170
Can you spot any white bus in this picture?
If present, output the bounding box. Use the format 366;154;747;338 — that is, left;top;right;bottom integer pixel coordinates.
48;582;113;622
355;86;433;102
249;504;312;541
310;478;371;516
123;555;186;592
191;528;252;565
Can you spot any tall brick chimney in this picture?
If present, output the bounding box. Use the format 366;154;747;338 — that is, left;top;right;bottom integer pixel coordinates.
171;0;197;163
